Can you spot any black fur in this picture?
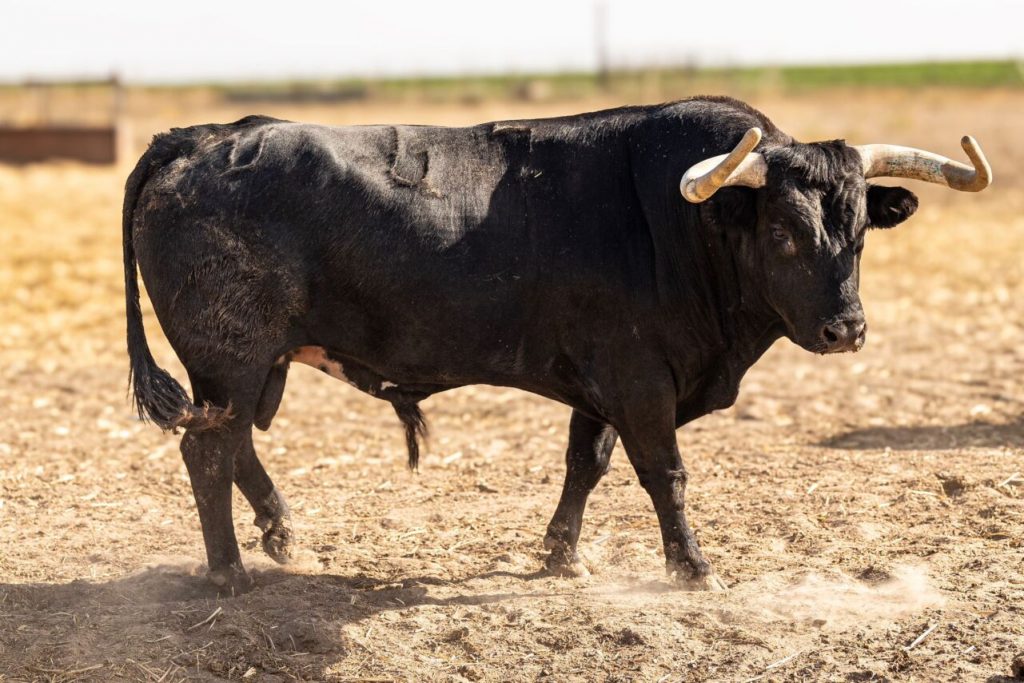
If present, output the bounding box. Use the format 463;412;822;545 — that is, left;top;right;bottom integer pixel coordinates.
122;133;229;432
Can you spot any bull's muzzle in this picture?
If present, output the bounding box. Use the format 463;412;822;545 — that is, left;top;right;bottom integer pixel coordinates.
819;317;867;354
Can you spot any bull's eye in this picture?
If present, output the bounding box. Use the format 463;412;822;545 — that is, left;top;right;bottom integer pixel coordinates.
855;237;865;255
770;227;795;256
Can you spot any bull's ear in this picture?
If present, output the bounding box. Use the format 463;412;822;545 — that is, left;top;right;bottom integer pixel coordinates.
866;185;918;229
704;187;757;230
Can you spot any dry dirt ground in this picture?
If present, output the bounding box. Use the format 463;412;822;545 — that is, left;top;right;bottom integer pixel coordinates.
0;89;1022;682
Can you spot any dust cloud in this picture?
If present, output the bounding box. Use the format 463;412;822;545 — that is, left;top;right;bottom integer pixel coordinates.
585;563;944;634
744;564;945;629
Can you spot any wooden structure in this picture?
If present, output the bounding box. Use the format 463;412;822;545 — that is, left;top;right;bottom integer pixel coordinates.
0;76;125;165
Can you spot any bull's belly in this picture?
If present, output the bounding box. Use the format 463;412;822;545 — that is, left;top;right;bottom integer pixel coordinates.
279;344;590;414
280;346;443;401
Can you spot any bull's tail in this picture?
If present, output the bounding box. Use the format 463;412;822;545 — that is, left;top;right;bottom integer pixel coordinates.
393;402;428;471
123;135;230;432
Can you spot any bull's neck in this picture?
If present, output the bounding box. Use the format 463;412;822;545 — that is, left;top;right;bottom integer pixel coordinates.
659;212;784;370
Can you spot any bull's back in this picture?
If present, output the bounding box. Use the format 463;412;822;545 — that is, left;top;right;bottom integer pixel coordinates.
132;117;549;374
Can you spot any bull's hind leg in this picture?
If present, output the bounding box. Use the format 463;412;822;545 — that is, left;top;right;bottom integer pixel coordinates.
234;436;294;564
543;410;618;577
234;363;294;564
180;372;264;594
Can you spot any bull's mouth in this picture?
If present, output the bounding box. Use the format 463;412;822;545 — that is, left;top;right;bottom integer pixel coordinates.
819;332;867;355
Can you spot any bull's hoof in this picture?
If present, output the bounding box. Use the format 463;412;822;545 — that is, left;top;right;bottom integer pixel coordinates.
261;522;295;565
207;564;254;596
255;508;295;565
542;536;592;578
545;554;592;578
254;488;294;564
671;567;728;591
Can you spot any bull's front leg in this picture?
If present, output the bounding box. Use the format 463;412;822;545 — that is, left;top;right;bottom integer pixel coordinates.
543;410;618;577
616;399;726;591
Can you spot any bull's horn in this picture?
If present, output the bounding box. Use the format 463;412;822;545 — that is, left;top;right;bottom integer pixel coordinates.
680;127;768;203
855;136;992;192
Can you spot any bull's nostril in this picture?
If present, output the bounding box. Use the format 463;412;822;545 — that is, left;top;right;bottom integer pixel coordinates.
818;319;866;352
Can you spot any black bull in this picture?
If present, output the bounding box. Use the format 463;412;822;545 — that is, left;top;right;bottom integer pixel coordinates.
124;97;948;593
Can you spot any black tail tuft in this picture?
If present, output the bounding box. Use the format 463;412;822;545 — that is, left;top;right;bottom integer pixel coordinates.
392;402;428;471
126;342;232;432
123;133;230;433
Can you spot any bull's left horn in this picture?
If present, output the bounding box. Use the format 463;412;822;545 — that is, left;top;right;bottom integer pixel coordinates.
855;136;992;192
680;127;768;203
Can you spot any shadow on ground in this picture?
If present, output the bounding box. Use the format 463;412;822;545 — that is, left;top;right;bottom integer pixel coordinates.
820;417;1024;451
0;564;563;681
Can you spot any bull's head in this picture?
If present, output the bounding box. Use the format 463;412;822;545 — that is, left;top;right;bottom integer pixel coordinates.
680;128;992;353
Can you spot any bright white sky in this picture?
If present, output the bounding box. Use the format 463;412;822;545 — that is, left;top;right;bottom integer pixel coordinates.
1;0;1020;82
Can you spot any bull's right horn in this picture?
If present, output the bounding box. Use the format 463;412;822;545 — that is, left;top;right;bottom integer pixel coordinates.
680;127;768;203
855;136;993;192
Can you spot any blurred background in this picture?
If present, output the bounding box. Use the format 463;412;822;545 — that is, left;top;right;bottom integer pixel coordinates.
1;0;1022;164
1;3;1023;679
